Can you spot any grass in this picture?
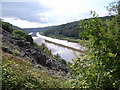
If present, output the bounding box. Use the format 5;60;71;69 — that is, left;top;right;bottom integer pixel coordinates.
40;32;86;43
58;37;80;43
39;32;80;43
47;35;80;43
2;51;71;89
12;49;20;56
47;35;89;46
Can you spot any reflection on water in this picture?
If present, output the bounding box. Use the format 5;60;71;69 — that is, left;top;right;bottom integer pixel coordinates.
32;32;82;62
45;42;80;62
36;32;85;51
32;37;44;45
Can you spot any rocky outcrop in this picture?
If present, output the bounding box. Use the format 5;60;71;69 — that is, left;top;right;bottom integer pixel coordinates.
2;29;68;73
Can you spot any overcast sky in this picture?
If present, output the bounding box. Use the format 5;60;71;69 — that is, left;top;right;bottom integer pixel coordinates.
1;0;115;28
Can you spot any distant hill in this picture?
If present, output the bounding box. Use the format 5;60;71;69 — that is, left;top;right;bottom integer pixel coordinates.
23;26;55;33
41;15;115;39
23;15;115;39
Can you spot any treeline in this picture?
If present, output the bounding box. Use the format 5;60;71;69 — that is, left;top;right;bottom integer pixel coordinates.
42;15;115;39
24;26;55;33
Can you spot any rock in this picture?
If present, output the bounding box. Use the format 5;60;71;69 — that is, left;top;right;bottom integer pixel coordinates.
2;47;8;52
2;29;68;72
2;47;13;54
46;59;58;70
34;64;43;69
17;40;25;47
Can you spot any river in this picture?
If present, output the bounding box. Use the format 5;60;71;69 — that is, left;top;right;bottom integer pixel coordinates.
31;32;85;62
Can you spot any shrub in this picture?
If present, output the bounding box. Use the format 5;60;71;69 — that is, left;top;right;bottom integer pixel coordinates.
2;52;70;89
13;30;34;45
25;35;34;45
12;50;20;56
70;10;120;89
2;22;13;33
13;30;26;39
38;43;52;55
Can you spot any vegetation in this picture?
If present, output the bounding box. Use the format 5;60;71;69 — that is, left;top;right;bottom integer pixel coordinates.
2;22;13;33
43;21;80;38
34;43;66;64
2;21;69;89
13;30;34;45
38;43;52;55
69;1;120;89
2;21;34;45
2;1;120;89
45;35;80;43
2;52;70;89
24;26;55;33
2;20;67;68
41;16;115;41
12;49;20;56
24;16;115;41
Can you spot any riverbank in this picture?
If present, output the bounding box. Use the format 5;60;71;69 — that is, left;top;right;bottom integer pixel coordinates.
40;35;80;43
39;32;80;43
50;36;80;43
44;34;89;48
45;39;85;53
34;32;85;62
39;32;89;45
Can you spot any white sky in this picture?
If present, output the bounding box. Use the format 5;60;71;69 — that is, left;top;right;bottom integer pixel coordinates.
1;0;116;28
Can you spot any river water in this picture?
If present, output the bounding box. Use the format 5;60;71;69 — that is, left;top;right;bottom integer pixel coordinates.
31;32;85;62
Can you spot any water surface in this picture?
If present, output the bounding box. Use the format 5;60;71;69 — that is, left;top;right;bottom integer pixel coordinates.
32;32;84;62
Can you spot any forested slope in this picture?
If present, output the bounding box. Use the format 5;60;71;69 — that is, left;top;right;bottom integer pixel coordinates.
41;15;115;39
24;16;115;39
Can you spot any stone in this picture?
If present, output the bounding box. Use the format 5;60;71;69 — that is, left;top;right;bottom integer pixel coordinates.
2;29;68;73
2;47;13;54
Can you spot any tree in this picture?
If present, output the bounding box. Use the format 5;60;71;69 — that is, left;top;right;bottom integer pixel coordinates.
25;35;33;45
70;1;120;89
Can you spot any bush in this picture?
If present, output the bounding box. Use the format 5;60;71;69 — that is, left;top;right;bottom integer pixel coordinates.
12;49;20;56
70;9;120;89
2;22;13;33
38;43;52;55
2;53;70;89
13;30;34;45
25;35;34;45
2;21;34;45
38;43;67;64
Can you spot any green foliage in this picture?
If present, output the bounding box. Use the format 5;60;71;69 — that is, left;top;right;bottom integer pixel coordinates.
53;54;66;64
38;43;52;55
43;21;81;39
25;35;34;45
13;30;34;45
2;53;70;89
70;10;120;89
33;41;38;47
2;21;34;45
106;1;119;15
2;22;13;33
42;16;115;41
34;43;67;64
13;30;26;39
12;49;20;56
